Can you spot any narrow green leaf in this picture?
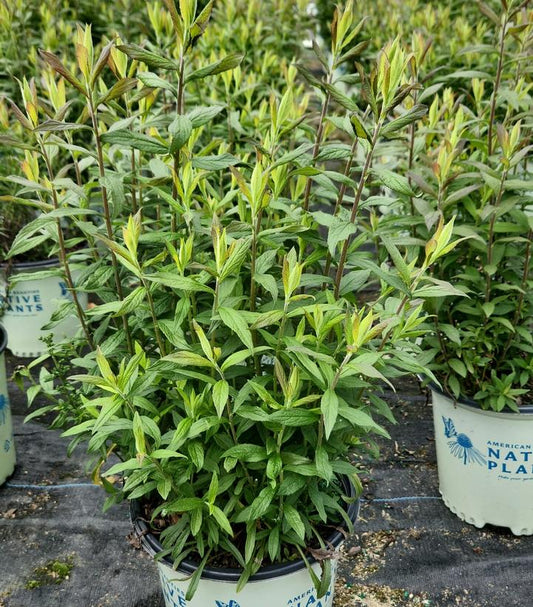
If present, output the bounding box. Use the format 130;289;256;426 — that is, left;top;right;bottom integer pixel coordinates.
284;503;305;541
117;44;179;70
218;307;254;350
321;389;338;440
212;379;229;417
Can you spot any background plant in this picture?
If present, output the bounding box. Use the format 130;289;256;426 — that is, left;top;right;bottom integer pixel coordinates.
407;0;533;411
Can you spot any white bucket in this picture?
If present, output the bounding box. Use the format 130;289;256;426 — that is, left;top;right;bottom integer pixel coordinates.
157;557;337;607
131;482;359;607
0;259;88;357
0;326;16;485
431;387;533;535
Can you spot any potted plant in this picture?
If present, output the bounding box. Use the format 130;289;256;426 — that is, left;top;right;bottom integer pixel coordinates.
0;79;89;358
14;1;459;604
410;0;533;534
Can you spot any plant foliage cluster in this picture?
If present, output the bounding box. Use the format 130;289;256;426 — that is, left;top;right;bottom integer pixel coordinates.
2;0;531;599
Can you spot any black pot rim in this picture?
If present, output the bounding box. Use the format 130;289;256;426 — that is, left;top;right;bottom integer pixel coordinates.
428;380;533;415
1;258;60;271
0;325;7;354
130;475;360;582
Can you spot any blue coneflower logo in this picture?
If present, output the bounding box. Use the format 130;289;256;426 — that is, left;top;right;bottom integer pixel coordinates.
442;417;486;466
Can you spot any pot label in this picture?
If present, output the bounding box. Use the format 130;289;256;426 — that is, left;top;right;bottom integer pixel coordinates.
0;289;43;316
487;441;533;479
287;589;332;606
443;417;533;480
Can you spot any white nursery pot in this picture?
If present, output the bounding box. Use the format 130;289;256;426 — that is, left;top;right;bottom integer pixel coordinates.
0;259;88;357
0;326;16;485
156;556;338;607
431;387;533;535
131;481;359;607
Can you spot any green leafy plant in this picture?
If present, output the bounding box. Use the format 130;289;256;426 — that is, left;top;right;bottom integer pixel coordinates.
10;0;459;599
409;0;533;411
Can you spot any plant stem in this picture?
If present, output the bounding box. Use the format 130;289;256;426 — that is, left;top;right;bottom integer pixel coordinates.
88;97;134;354
39;140;94;349
302;76;333;212
334;124;382;297
171;51;186;242
140;278;167;356
487;13;508;158
484;168;508;303
323;136;359;281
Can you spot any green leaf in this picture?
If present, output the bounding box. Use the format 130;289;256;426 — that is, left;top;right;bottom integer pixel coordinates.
267;526;280;562
186;53;244;83
220;348;268;373
283;504;305;541
249;486;276;519
254;274;279;301
187;105;225;128
327;217;358;257
449;359;467;378
381;104;428;137
137;71;177;94
97;77;138;105
34;120;90;133
269;409;318;426
250;310;284;329
212;380;229;417
222;444;267;462
324;83;358;112
117;44;179;70
145;272;214;293
219;237;252;280
163;351;214;368
211;506;233;535
165;497;204;512
414;279;466;298
440;324;461;345
315;446;333;482
380;236;411;284
266;454;283;480
373;168;415;196
191;153;240;170
169;115;192;153
102;129;168;154
321;389;339;439
271;143;313;169
187;441;204;470
482;302;495;318
150;449;186;460
493;316;515;332
218;307;254;350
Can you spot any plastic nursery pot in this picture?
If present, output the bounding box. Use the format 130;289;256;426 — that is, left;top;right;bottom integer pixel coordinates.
431;385;533;535
0;259;88;357
0;326;16;485
131;477;359;607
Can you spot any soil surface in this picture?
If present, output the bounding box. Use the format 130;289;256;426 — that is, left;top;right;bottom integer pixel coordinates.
1;356;531;607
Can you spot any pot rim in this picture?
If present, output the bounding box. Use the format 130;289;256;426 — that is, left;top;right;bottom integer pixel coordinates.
130;475;359;582
428;380;533;415
0;325;7;354
1;258;60;271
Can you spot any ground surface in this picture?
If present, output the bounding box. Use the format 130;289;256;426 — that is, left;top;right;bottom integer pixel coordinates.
0;356;531;607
